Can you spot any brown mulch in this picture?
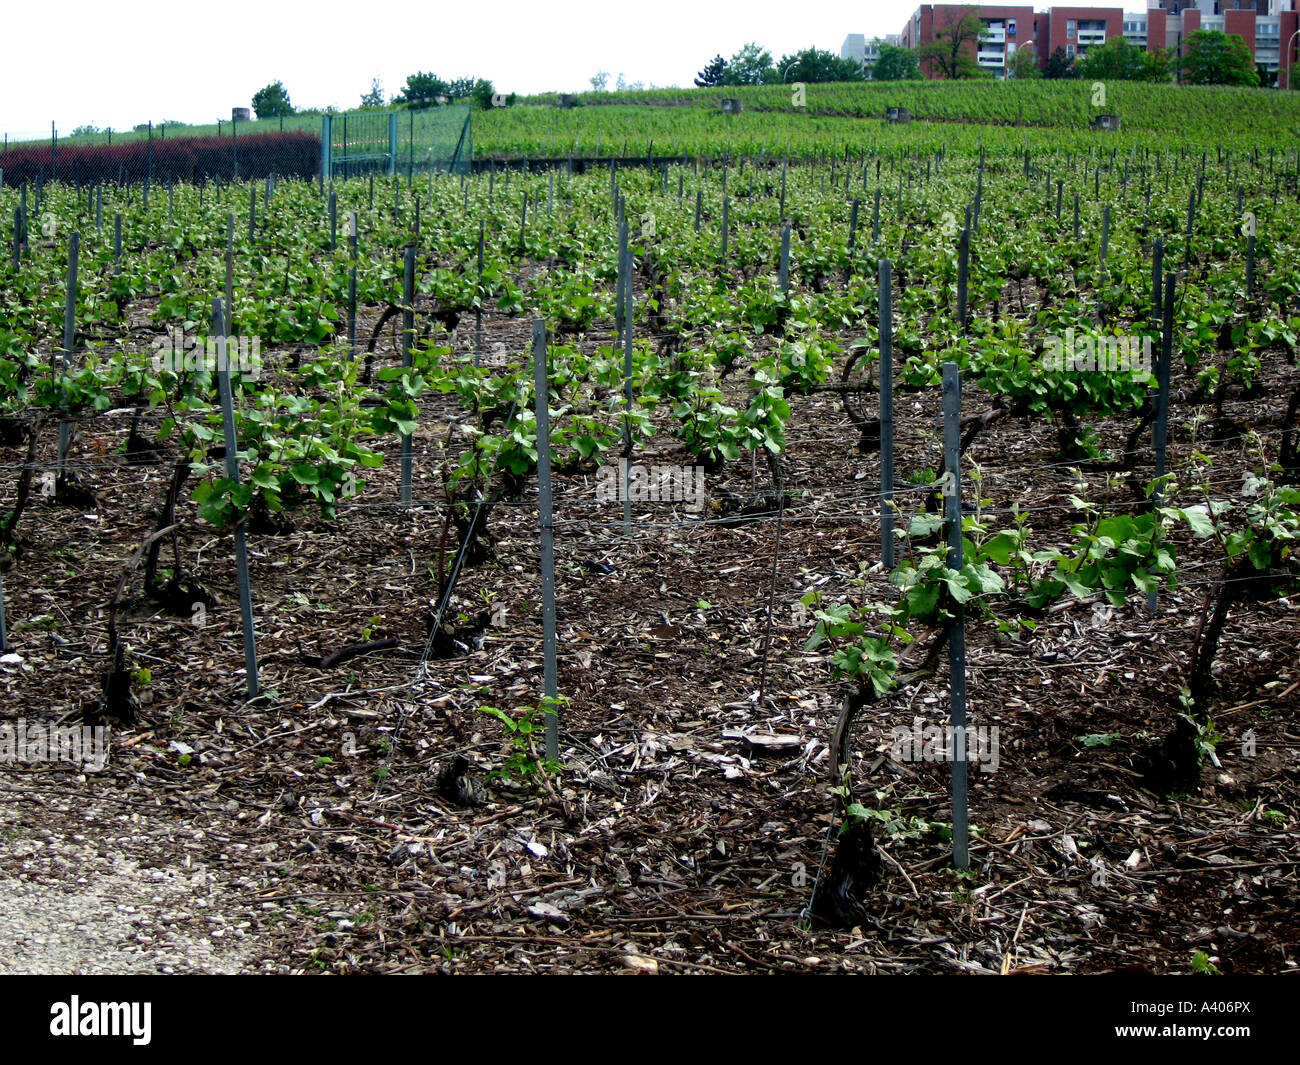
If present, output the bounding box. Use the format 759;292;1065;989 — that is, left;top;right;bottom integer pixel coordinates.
1;282;1297;975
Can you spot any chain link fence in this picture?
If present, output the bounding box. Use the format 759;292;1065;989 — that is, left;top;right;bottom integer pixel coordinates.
323;106;472;180
0;106;472;188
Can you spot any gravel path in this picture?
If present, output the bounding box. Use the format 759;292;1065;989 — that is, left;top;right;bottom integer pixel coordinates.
0;778;258;974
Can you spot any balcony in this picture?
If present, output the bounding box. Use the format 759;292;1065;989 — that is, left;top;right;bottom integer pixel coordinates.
977;51;1007;66
982;29;1006;43
1077;30;1107;46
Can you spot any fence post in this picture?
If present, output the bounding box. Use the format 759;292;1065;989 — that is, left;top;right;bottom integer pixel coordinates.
956;221;970;334
1148;274;1176;614
400;242;415;506
622;242;635;539
213;297;259;700
941;361;969;871
475;220;484;367
615;200;628;342
532;319;559;763
1151;236;1163;327
57;231;79;475
879;258;895;569
224;215;234;336
320;115;331;185
388;113;398;178
778;224;791;295
347;213;358;357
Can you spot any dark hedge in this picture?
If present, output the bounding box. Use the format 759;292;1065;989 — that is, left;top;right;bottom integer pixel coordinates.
0;130;320;186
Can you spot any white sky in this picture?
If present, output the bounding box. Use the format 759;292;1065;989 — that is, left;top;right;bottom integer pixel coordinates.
0;0;921;138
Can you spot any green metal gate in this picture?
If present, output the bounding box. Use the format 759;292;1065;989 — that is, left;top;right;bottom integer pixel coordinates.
320;111;396;180
320;106;471;182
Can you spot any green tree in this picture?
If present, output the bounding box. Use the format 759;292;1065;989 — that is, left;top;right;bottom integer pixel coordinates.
695;54;727;87
1011;47;1040;79
871;42;921;81
918;7;986;79
1075;36;1141;80
777;47;867;83
397;71;450;107
251;81;294;118
590;70;609;92
1044;46;1077;80
360;78;385;109
1138;48;1173;82
1180;30;1259;86
471;79;511;109
1072;36;1169;82
720;42;776;85
446;77;477;99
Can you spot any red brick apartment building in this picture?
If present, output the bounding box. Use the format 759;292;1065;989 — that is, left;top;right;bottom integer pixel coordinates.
891;2;1300;83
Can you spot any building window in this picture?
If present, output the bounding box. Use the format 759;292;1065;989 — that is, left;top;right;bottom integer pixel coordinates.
1008;19;1016;35
1067;19;1076;38
1066;43;1076;58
